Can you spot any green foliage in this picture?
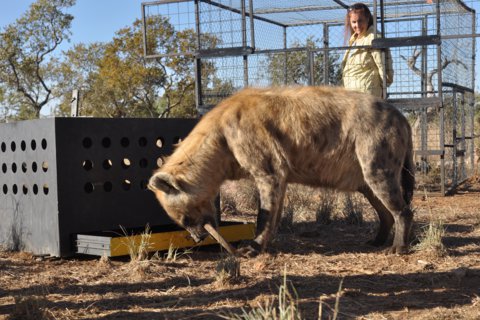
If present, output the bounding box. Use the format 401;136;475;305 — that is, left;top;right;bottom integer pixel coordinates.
0;0;75;119
55;17;207;118
267;37;342;86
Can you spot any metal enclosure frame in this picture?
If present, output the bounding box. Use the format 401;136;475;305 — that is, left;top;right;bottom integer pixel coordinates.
142;0;478;195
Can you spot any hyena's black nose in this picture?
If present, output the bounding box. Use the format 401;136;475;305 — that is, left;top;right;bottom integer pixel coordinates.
187;226;209;243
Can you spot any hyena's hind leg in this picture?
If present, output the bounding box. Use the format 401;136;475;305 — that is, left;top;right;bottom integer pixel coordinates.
359;186;395;247
363;172;413;254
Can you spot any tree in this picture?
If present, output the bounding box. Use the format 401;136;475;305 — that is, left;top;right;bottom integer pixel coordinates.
0;85;7;121
0;0;75;119
54;42;106;116
56;17;213;118
267;37;342;86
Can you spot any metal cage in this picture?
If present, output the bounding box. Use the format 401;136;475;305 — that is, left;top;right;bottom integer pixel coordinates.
142;0;478;194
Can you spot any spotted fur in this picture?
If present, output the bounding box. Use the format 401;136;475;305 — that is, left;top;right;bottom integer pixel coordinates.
149;86;415;255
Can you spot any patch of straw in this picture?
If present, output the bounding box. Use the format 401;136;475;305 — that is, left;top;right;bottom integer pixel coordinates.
8;289;53;320
413;191;447;257
215;255;241;286
120;224;152;262
414;220;446;256
341;193;364;225
221;265;302;320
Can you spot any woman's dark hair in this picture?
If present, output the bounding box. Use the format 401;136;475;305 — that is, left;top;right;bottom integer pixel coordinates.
344;3;374;43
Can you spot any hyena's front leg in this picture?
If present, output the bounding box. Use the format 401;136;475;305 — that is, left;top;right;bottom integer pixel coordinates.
238;174;286;257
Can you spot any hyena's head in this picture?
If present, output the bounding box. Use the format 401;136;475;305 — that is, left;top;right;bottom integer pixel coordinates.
148;171;217;243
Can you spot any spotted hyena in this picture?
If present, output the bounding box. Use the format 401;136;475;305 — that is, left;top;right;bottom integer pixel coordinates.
149;86;415;256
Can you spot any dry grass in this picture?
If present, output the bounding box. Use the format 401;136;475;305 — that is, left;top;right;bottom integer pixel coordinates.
315;189;336;225
222;266;302;320
215;255;241;286
7;289;52;320
413;191;447;257
220;180;259;215
413;220;446;256
2;181;479;319
120;224;152;263
0;179;480;320
220;180;368;232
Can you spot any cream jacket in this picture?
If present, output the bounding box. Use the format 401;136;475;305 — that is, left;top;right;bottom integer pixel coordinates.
341;26;394;98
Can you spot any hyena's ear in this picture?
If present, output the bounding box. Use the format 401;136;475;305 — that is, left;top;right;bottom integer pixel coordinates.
148;172;182;194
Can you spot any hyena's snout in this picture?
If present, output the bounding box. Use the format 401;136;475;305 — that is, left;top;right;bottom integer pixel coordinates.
186;225;209;243
184;215;217;243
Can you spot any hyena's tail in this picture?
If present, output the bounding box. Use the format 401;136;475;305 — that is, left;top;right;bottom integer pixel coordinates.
401;136;415;205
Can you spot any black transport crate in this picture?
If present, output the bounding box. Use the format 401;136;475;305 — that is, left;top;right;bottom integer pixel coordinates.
0;118;197;256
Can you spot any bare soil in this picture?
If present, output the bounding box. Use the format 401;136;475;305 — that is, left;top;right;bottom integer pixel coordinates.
1;177;480;319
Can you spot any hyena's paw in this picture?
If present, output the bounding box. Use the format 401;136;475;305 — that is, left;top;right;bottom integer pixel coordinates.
384;245;409;255
237;240;261;258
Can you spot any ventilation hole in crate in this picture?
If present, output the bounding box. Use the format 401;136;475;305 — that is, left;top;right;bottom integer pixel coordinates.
140;180;148;190
156;137;164;148
82;160;93;171
173;137;183;144
120;137;130;147
33;184;38;195
156;157;164;167
103;159;113;170
21;162;27;173
103;181;113;192
1;142;6;152
12;184;18;195
82;137;92;149
42;161;48;172
12;163;17;173
31;140;37;150
138;137;147;147
41;139;47;150
2;163;6;174
122;158;131;169
3;185;7;194
11;142;16;152
21;141;26;151
22;185;28;195
102;137;111;148
32;162;38;172
84;183;94;194
122;179;131;191
43;184;49;195
139;158;148;168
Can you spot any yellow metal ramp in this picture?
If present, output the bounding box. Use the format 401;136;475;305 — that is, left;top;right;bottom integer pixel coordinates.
76;222;255;257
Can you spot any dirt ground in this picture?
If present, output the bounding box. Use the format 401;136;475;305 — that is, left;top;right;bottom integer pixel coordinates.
1;177;479;319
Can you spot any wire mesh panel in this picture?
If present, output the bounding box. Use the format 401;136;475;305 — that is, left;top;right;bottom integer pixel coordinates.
142;0;478;193
199;0;253;50
440;1;475;90
143;0;198;57
443;87;477;189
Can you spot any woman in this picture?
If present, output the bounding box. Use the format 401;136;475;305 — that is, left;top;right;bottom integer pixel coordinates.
341;3;393;98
